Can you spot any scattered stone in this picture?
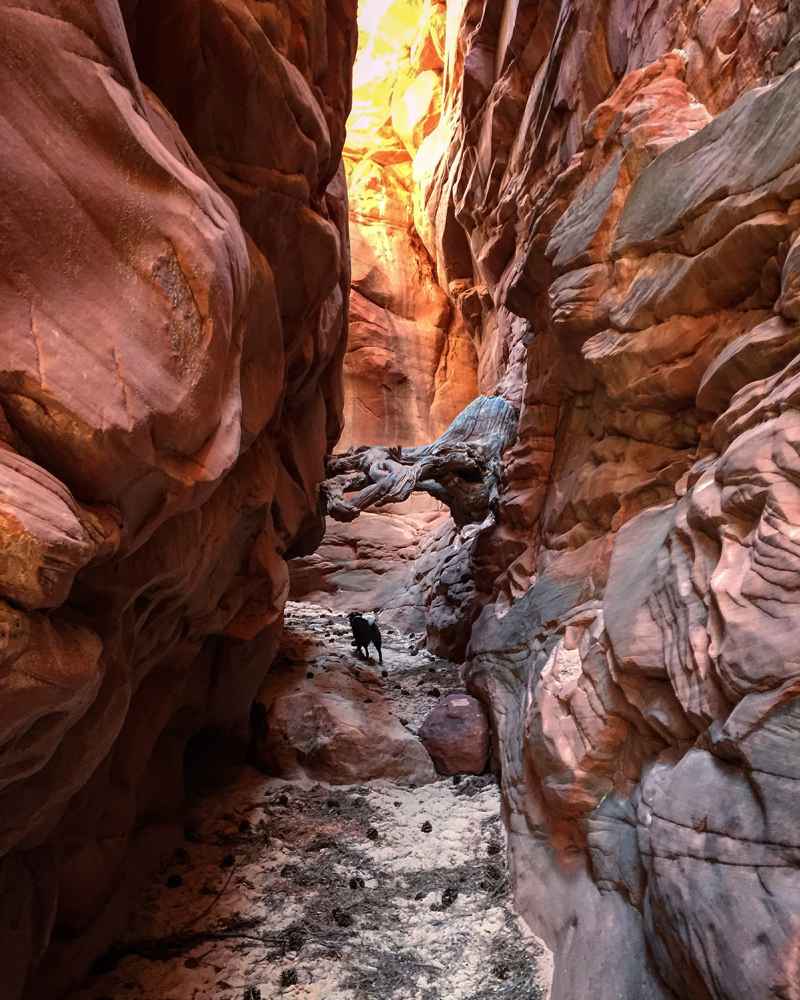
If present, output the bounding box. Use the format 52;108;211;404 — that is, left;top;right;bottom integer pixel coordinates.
332;908;354;928
421;821;432;833
306;671;314;679
366;827;379;841
285;928;306;953
428;687;441;697
452;774;462;786
441;886;459;908
349;876;366;890
280;968;298;988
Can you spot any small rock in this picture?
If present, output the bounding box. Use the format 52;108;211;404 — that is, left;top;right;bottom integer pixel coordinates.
421;821;432;833
333;907;354;927
487;841;501;856
441;886;459;908
349;876;366;890
280;968;298;988
428;688;441;698
414;891;426;900
166;874;183;889
221;853;235;868
452;774;462;786
244;987;262;1000
276;793;289;807
306;672;314;679
366;827;379;841
381;670;388;678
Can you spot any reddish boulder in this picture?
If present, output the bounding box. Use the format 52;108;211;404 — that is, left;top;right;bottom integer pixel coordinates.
253;660;436;787
419;692;490;776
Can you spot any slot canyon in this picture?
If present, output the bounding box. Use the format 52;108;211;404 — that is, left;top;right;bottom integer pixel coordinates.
2;1;800;998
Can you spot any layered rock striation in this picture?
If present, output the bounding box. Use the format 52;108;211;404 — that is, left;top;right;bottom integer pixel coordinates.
402;3;800;998
0;2;355;996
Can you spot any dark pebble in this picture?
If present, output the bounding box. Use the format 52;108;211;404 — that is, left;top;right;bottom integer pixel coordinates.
421;821;432;833
221;853;235;868
276;793;289;807
332;908;354;927
306;672;314;679
244;988;262;1000
428;688;441;698
487;841;502;856
280;968;298;988
326;798;340;810
286;929;306;952
493;964;510;980
441;886;459;908
414;891;426;900
349;876;366;890
399;718;409;726
382;670;389;678
366;827;379;841
166;874;183;889
452;775;462;786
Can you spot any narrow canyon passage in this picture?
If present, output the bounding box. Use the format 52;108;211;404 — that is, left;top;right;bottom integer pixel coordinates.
69;606;551;1000
5;2;800;1000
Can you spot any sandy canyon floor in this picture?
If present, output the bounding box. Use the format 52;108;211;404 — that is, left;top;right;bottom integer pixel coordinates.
70;605;552;1000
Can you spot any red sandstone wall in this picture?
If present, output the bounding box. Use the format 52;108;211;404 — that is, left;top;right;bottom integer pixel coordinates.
0;3;356;996
413;2;800;998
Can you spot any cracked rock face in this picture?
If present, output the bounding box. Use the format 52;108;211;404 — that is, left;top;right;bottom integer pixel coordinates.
0;2;355;996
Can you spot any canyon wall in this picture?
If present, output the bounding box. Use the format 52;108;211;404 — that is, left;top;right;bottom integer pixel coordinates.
0;2;355;996
404;2;800;998
291;0;480;633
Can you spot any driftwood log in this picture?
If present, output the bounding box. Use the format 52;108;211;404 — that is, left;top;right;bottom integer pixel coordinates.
321;396;519;528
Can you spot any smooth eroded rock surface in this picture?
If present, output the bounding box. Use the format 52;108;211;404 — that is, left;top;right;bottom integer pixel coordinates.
419;693;490;776
0;2;356;996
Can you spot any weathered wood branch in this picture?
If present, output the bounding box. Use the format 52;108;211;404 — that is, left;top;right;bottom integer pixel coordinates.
321;396;519;528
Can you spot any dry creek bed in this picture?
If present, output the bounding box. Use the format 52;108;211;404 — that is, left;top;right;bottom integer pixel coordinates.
70;603;552;1000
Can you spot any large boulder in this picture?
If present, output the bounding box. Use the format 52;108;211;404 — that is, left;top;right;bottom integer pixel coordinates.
253;660;436;787
419;692;490;776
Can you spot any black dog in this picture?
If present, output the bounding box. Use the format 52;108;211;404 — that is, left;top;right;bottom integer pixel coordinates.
347;612;383;665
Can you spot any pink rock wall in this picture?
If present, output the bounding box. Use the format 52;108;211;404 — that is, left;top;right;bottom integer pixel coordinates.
409;2;800;997
0;2;356;996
